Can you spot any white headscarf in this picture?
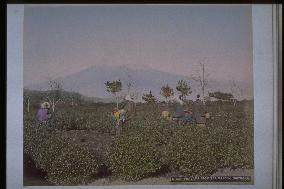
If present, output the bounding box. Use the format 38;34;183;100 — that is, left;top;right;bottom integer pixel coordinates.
174;96;183;105
125;94;133;101
41;102;50;109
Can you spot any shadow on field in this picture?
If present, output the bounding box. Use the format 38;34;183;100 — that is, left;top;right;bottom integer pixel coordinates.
148;165;172;178
95;164;113;179
24;153;113;186
23;154;54;186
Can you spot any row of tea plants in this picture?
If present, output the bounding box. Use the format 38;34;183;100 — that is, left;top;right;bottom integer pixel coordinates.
24;102;254;185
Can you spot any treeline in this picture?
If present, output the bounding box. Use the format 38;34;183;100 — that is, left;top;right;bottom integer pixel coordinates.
105;79;248;105
24;89;90;108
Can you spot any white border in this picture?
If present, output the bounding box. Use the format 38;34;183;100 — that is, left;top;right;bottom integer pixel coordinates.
7;4;276;189
7;4;24;189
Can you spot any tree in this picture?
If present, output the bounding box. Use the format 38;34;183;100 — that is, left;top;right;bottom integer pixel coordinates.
230;81;244;106
142;90;157;104
105;80;122;109
124;69;135;95
123;69;139;102
191;60;209;102
47;80;63;112
160;84;174;102
23;90;30;113
208;91;234;101
176;80;192;101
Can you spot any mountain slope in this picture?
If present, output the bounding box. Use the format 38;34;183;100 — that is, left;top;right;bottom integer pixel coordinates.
25;65;253;100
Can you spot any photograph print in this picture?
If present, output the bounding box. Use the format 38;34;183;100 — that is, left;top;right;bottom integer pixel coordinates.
23;4;254;186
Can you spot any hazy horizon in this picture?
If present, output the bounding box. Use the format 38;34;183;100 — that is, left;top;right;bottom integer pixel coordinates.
23;5;253;98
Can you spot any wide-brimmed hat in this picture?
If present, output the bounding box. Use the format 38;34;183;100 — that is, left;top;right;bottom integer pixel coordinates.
41;102;50;109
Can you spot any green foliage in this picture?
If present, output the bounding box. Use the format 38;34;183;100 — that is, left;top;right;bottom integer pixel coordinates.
110;133;162;181
105;80;122;94
176;80;191;101
24;100;254;185
24;128;104;185
168;127;218;176
160;84;174;101
46;144;101;185
30;130;70;171
209;127;254;169
23;112;108;185
105;80;122;108
53;111;90;130
168;125;254;177
142;90;157;103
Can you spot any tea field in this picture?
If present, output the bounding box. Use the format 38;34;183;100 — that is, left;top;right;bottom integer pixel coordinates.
24;101;254;186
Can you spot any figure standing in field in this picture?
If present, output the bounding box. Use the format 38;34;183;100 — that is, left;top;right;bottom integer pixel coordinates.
193;94;206;127
112;95;136;135
111;107;123;135
171;96;193;124
172;97;185;121
36;102;51;126
111;107;120;126
121;94;136;122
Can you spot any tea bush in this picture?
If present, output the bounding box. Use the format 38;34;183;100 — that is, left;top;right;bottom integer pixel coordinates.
52;105;115;133
24;119;108;185
24;101;254;184
168;125;254;177
46;143;101;185
53;110;89;130
168;126;219;176
24;111;69;170
30;130;74;171
205;124;253;170
110;132;162;181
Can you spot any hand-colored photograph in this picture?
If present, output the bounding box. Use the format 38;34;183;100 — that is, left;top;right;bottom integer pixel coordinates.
23;4;254;186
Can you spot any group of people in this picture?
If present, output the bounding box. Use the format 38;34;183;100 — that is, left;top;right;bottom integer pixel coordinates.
162;94;209;127
36;94;208;131
110;94;209;135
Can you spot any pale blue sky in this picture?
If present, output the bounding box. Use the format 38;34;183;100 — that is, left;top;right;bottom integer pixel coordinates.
24;5;253;87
